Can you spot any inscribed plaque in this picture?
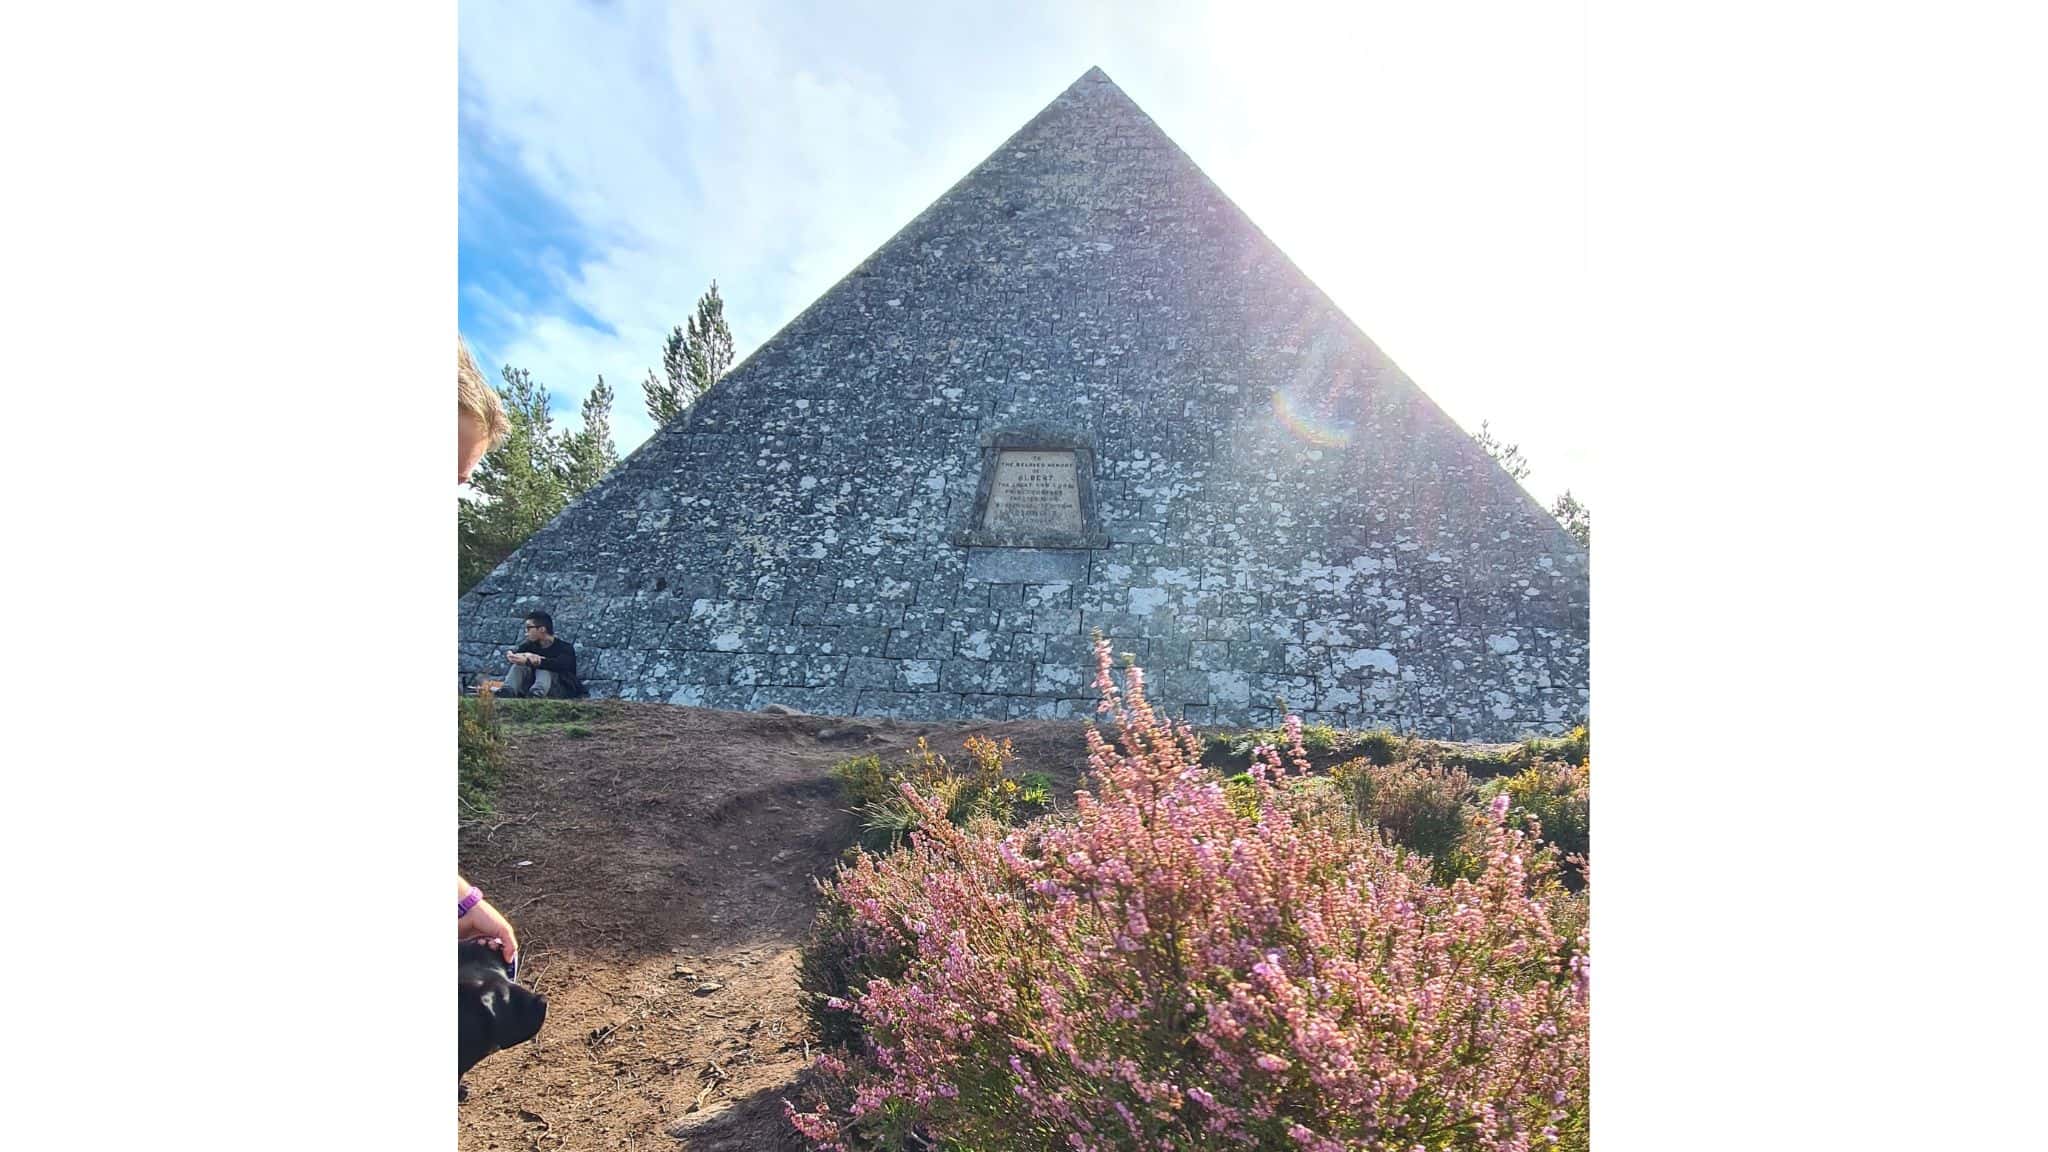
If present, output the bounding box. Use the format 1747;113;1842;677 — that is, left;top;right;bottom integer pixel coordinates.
982;450;1083;534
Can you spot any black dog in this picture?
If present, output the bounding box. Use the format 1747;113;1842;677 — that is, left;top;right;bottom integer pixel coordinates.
458;940;547;1093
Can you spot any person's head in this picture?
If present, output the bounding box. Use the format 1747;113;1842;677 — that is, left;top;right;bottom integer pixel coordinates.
522;611;555;644
459;335;510;484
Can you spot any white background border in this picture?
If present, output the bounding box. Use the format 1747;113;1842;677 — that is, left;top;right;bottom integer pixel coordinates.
4;2;2043;1147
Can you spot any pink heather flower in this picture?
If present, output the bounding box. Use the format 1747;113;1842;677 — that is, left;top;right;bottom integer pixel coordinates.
787;641;1588;1150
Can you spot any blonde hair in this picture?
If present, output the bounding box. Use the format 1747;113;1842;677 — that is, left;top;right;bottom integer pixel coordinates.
458;335;510;447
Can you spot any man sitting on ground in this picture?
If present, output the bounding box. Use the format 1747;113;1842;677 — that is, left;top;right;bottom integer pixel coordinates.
502;611;583;698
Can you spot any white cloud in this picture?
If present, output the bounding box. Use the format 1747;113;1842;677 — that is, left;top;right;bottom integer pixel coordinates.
459;0;1594;506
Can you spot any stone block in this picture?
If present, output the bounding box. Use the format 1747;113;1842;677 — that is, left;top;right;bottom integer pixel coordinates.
844;656;901;690
966;548;1091;584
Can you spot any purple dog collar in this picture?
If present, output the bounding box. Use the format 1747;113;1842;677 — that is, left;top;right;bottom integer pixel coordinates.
458;885;483;917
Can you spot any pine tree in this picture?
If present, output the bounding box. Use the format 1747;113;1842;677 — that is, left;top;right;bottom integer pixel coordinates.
565;374;618;495
1472;419;1531;483
1550;489;1591;549
459;364;621;592
644;324;692;427
684;280;734;397
1473;418;1591;547
461;366;569;591
642;281;735;427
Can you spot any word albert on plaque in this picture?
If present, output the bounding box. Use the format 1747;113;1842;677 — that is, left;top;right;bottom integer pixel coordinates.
983;450;1084;535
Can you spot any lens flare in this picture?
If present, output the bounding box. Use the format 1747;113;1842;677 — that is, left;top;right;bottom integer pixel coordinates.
1272;388;1354;448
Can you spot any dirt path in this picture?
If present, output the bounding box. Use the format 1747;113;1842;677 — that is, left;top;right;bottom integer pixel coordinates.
457;702;1095;1151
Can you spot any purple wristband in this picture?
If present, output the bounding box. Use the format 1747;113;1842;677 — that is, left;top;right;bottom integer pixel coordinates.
458;885;483;917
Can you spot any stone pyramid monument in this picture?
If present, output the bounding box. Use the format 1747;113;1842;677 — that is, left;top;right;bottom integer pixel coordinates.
460;67;1588;739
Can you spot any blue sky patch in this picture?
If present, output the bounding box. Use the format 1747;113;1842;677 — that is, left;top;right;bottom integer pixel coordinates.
458;107;607;416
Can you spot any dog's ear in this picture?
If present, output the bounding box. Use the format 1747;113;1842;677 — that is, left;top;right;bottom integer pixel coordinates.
459;953;547;1083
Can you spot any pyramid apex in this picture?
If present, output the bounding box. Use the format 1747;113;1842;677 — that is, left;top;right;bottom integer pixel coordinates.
1069;65;1116;90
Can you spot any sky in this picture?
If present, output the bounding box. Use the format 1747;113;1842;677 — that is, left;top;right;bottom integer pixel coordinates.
459;0;1593;507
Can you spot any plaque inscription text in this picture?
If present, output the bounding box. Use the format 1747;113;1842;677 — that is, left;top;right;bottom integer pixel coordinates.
982;450;1083;535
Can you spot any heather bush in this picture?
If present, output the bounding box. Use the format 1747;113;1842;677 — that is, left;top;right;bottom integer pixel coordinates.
789;642;1589;1152
457;689;505;816
1330;756;1480;881
797;868;918;1050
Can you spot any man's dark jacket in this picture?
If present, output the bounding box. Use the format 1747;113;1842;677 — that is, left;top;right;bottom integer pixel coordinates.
512;636;584;697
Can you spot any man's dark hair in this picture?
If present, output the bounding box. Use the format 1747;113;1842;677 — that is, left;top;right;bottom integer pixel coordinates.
524;611;554;634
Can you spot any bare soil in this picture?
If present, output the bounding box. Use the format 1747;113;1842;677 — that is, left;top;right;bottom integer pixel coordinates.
456;701;1097;1152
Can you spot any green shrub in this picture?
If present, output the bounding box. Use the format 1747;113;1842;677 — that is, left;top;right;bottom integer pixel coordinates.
1481;759;1591;880
1200;731;1236;762
829;753;895;810
832;737;1053;853
1352;727;1402;765
1208;723;1394;766
1298;722;1339;756
1219;769;1346;824
1015;771;1054;814
458;693;506;816
851;795;924;853
1220;725;1317;760
1220;771;1259;819
1524;723;1590;767
564;723;594;738
1432;743;1524;778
